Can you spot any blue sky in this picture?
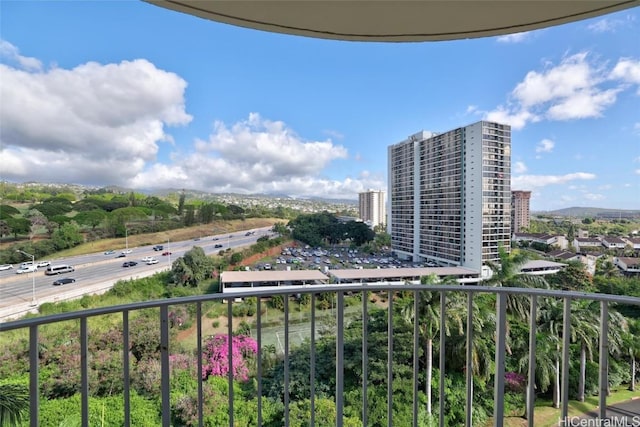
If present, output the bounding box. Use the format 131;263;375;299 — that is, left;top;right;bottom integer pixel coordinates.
1;2;639;211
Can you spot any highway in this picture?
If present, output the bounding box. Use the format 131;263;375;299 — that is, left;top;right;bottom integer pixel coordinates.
0;227;273;321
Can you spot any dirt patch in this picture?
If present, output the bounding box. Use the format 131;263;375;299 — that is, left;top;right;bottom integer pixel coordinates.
232;241;296;267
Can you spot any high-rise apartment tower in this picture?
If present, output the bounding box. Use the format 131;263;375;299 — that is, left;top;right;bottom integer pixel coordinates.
359;189;386;229
511;190;531;233
387;121;511;272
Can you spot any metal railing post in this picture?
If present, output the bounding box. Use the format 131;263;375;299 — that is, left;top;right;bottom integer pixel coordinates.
599;301;609;420
526;296;537;427
465;292;474;427
336;292;345;427
561;298;571;420
493;293;507;427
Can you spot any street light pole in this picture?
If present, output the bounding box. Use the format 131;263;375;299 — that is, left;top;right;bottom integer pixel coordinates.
16;249;37;306
167;238;171;265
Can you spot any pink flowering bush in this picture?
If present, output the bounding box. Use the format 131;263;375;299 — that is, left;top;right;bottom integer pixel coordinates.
202;334;258;382
505;371;526;392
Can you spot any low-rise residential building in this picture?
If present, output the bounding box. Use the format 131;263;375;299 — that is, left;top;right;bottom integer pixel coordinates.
574;237;602;252
626;237;640;250
613;257;640;275
548;250;581;262
602;236;627;250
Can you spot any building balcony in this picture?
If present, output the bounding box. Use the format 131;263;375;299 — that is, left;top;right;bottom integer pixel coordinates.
1;284;639;426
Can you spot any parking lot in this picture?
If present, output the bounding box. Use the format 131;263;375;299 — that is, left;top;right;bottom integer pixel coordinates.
249;244;432;272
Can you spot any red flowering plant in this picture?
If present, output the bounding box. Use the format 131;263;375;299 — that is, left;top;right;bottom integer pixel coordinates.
202;334;258;382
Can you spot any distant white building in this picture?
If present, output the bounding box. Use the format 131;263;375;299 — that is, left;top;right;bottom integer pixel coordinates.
358;189;386;229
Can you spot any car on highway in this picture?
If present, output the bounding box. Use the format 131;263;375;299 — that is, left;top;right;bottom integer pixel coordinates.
162;251;172;256
214;244;223;248
146;258;159;265
53;277;76;286
116;253;126;258
122;249;133;254
153;245;164;251
16;265;38;274
0;264;13;271
141;256;154;262
104;250;115;255
37;261;51;268
122;261;138;268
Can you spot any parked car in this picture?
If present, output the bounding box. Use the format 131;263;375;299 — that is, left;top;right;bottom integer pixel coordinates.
37;261;51;268
162;251;172;256
53;277;76;286
0;264;13;271
104;250;115;255
16;265;38;274
122;261;138;268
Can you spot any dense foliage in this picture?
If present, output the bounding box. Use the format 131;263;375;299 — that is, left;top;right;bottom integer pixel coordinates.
288;212;375;247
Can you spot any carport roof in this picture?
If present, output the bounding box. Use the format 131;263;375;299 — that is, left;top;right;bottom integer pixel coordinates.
221;269;329;284
145;1;639;42
329;267;479;281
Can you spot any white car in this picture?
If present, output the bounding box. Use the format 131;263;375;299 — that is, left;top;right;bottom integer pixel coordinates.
146;259;159;265
16;265;38;274
37;261;51;268
141;256;154;262
0;264;13;271
122;249;133;254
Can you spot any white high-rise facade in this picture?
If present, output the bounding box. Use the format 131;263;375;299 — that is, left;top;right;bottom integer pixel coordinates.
359;189;386;228
387;121;511;271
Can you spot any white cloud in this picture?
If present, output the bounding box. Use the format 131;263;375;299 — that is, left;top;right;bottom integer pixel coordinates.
484;52;635;129
610;58;640;94
587;15;635;33
0;43;383;200
485;107;538;130
513;161;527;173
496;32;530;43
1;56;192;185
131;113;384;199
535;139;554;153
635;169;640;175
583;193;604;201
0;40;42;71
511;172;596;190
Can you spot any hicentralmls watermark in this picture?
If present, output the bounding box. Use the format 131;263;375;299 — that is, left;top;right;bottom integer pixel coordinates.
558;416;640;427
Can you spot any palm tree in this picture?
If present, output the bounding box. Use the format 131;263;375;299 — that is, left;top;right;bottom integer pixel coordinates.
0;383;29;426
537;297;564;408
399;273;460;415
569;300;600;402
484;247;549;320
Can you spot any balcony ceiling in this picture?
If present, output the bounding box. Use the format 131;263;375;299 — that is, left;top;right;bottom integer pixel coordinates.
145;0;639;42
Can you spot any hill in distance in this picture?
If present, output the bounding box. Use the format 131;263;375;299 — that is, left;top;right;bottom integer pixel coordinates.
536;206;640;218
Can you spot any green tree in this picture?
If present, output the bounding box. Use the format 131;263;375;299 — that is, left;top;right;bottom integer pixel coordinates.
52;222;83;250
5;217;31;239
171;246;216;287
0;383;29;426
484;247;548;320
74;209;107;230
548;261;594;292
